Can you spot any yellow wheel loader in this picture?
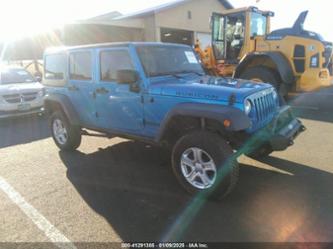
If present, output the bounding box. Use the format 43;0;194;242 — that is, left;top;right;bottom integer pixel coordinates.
195;7;333;96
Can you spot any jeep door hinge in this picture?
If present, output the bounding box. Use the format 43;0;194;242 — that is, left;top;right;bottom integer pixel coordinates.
141;95;144;104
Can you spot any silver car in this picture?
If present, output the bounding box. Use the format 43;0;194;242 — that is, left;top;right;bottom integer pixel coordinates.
0;67;44;118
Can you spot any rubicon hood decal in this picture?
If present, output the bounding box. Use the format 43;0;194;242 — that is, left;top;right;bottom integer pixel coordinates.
175;91;219;100
148;75;272;103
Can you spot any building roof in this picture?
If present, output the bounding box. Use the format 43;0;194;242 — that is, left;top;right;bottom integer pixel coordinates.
78;0;233;25
77;11;122;24
114;0;233;20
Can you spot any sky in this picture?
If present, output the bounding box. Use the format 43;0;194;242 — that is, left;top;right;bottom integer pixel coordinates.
0;0;331;42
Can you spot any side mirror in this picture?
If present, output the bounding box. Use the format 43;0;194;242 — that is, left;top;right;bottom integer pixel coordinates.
116;70;139;84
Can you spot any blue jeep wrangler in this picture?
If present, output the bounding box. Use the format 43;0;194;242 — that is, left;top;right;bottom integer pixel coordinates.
43;42;305;199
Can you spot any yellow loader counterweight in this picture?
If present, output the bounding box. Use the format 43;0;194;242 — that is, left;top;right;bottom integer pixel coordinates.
195;7;333;96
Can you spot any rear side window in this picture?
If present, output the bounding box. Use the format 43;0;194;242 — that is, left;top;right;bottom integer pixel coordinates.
69;52;92;81
100;50;134;81
45;54;66;80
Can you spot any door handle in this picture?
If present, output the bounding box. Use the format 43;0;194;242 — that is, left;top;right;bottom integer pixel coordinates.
68;85;79;91
95;87;109;94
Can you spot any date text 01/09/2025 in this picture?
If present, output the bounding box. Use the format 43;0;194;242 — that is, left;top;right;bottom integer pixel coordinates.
121;242;208;248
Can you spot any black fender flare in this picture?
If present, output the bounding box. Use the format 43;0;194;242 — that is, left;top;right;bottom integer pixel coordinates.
234;52;295;85
44;93;81;125
156;103;251;142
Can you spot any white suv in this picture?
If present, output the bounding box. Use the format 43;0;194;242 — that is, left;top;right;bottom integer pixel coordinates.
0;67;44;118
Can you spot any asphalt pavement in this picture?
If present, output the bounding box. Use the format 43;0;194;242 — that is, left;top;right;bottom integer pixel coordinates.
0;87;333;245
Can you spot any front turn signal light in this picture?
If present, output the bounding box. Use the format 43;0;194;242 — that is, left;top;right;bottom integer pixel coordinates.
224;119;231;128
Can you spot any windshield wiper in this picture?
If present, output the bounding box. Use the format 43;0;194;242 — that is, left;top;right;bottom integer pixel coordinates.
192;71;205;76
148;71;204;78
170;74;183;79
149;72;183;78
173;70;205;76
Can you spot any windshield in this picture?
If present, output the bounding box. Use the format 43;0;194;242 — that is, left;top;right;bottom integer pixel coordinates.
0;68;35;84
250;12;267;37
136;45;204;77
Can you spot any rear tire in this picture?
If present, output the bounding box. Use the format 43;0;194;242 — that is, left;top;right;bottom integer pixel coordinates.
50;111;81;151
171;130;239;200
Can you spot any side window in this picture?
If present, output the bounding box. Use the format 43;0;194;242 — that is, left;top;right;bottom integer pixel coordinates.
69;52;92;81
45;54;66;80
212;14;225;60
250;13;267;37
100;50;134;82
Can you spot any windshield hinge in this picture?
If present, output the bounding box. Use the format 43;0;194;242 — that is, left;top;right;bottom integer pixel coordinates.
228;93;236;106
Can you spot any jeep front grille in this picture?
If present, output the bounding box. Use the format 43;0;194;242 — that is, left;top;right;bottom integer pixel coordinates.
248;88;278;130
253;93;276;121
2;92;38;104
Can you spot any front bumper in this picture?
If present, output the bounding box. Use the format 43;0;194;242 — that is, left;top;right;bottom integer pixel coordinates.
269;115;305;151
0;97;44;119
265;106;305;151
0;106;44;119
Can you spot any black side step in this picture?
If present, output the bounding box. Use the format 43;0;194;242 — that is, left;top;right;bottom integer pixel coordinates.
81;129;114;138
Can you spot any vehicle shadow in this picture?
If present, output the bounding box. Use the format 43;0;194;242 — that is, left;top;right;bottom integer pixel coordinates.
0;115;50;149
59;141;333;242
288;86;333;123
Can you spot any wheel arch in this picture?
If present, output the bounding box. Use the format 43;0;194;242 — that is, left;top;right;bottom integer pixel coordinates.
155;103;251;145
44;94;81;126
234;52;295;85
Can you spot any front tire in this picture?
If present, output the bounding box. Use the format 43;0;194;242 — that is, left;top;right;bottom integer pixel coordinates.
240;66;280;90
50;111;81;151
171;131;239;200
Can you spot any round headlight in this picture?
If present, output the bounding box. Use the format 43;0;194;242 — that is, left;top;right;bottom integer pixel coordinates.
37;89;45;98
244;99;252;115
272;90;278;100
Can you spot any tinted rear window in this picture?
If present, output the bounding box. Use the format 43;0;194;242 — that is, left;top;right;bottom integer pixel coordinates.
100;50;134;81
69;52;92;81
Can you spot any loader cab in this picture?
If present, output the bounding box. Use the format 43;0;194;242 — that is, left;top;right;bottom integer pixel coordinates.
211;7;274;63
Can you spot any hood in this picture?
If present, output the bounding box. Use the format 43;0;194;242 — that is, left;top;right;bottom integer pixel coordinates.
0;82;44;95
148;75;272;103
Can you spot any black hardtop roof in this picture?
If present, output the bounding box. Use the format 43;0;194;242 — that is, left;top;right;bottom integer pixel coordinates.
44;42;191;54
